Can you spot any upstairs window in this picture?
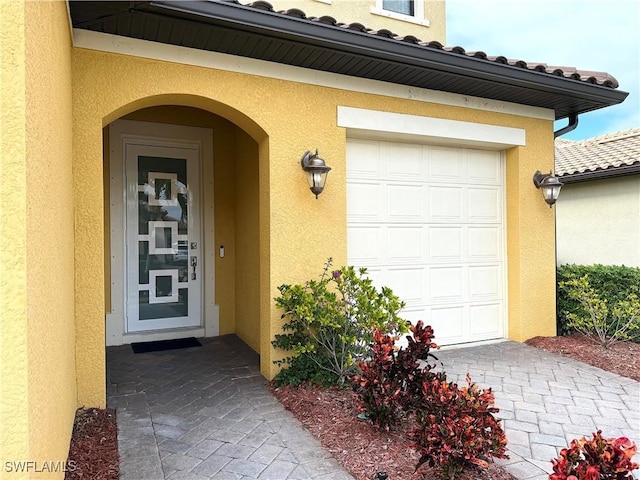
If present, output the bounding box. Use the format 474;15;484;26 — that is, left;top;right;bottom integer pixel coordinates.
372;0;428;26
382;0;414;16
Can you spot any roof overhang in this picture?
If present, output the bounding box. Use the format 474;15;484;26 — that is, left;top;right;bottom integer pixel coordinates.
68;0;628;120
559;163;640;184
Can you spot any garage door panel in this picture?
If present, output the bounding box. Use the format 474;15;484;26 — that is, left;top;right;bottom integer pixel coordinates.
348;182;384;220
348;226;384;264
387;267;427;305
467;150;501;184
387;226;425;263
429;266;464;302
428;186;463;221
430;306;465;343
400;308;428;325
468;227;501;260
387;184;424;221
428;147;464;182
346;139;382;179
387;143;425;181
468;187;501;221
429;227;463;261
468;265;501;300
469;303;502;337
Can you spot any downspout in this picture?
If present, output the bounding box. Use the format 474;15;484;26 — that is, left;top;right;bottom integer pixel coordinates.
554;114;579;138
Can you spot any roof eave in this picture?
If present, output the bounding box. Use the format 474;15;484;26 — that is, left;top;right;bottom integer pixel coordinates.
69;0;629;119
148;1;628;118
559;163;640;184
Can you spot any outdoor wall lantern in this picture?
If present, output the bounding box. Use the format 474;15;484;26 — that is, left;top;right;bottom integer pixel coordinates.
533;170;563;207
301;149;331;199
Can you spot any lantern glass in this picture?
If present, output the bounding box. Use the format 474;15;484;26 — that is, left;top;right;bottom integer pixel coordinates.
301;150;331;198
533;170;563;207
540;177;562;205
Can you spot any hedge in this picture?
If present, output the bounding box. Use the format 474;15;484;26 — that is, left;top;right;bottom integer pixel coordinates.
557;264;640;340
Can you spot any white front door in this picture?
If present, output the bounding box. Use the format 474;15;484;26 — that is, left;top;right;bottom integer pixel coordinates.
125;142;202;332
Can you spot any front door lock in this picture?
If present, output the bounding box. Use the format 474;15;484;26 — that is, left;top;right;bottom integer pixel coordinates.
190;256;197;280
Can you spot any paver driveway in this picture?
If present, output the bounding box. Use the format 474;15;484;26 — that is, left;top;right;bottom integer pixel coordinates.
107;336;640;480
437;341;640;480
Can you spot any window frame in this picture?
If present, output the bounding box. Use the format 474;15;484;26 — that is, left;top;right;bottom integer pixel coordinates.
371;0;429;27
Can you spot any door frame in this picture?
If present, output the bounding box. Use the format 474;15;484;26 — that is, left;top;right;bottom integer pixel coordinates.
107;119;218;345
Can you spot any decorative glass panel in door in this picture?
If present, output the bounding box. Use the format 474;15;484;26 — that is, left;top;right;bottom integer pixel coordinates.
125;143;201;332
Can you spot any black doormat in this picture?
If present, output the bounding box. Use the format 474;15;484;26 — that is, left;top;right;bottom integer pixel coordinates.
131;337;202;354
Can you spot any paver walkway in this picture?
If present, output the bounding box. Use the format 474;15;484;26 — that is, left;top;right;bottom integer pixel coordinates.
108;337;640;480
107;336;355;480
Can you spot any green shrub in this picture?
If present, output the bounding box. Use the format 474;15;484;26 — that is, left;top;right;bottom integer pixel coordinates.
272;259;408;385
272;354;339;387
557;264;640;341
558;274;640;348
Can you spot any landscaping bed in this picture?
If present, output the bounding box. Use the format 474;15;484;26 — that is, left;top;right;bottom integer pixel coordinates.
65;408;119;480
67;334;638;479
270;382;515;480
525;333;640;382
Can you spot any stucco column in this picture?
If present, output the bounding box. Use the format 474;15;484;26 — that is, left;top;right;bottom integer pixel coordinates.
505;137;558;342
72;115;106;407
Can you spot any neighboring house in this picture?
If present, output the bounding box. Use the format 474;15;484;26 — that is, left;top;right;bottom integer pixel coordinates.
556;128;640;266
0;0;628;474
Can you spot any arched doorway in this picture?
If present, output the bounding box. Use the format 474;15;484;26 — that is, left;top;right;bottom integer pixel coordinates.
104;105;262;355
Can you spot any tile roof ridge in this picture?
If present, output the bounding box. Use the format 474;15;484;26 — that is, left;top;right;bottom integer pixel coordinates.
593;127;640;144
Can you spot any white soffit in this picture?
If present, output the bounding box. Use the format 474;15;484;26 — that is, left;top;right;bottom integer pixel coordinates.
337;106;526;149
72;29;554;122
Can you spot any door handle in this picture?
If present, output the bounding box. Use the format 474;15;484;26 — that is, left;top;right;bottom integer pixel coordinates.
190;256;197;280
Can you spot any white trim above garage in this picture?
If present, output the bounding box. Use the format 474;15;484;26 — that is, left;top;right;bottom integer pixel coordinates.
338;106;526;149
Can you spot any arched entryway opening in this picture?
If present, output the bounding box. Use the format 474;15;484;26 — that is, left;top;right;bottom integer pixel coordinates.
103;103;264;358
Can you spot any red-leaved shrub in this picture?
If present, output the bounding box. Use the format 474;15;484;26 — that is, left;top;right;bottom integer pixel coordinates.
409;374;508;480
350;321;443;429
350;329;405;429
550;430;639;480
352;323;508;479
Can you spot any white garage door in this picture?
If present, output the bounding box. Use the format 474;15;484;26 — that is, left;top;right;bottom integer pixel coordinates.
347;139;505;346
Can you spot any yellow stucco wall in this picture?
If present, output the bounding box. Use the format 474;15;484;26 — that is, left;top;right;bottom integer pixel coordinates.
267;0;446;43
1;1;76;478
0;0;30;467
235;132;261;351
71;44;556;388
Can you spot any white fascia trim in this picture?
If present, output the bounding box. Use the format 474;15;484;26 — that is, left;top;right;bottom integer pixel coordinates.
72;29;554;121
338;106;526;149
